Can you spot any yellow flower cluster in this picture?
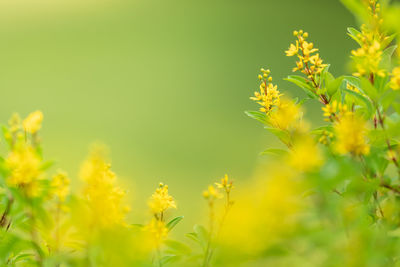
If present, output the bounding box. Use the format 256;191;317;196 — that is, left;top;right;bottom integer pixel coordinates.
269;98;302;130
390;67;400;90
215;174;234;194
145;183;176;247
351;1;389;77
80;145;129;227
144;218;169;246
250;69;281;114
51;170;70;202
286;30;327;78
288;137;323;172
334;112;370;155
322;100;349;121
202;185;222;200
148;183;176;216
318;130;334;145
5;144;42;197
4;111;46;197
23;110;43;134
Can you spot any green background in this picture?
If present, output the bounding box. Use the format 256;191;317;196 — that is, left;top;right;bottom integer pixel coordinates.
0;0;355;226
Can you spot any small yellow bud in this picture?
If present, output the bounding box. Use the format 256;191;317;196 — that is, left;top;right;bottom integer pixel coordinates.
303;32;308;38
293;30;298;36
268;77;273;82
258;74;263;80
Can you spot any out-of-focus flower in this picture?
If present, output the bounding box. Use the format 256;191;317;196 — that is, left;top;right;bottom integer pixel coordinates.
23;110;43;134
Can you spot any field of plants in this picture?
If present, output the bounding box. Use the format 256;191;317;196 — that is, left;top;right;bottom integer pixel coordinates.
3;0;400;266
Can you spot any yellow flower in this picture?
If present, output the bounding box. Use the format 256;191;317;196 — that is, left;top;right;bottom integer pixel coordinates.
288;136;323;172
322;100;348;121
286;30;327;79
334;112;370;155
390;67;400;90
144;218;168;246
5;144;42;197
51;170;70;202
215;174;234;193
80;145;129;227
250;69;282;114
269;99;301;130
148;183;176;215
8;113;21;134
23;110;43;134
285;43;298;57
350;1;388;78
202;185;222;200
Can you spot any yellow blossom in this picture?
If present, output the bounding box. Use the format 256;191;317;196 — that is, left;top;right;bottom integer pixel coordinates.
288;136;323;172
390;67;400;90
8;113;21;134
148;183;176;215
80;145;129;227
250;69;282;114
334;112;370;155
51;170;70;202
286;30;327;78
322;100;348;121
23;110;43;134
202;185;222;200
269;98;301;130
350;1;388;78
215;174;234;193
144;218;168;246
5;144;42;197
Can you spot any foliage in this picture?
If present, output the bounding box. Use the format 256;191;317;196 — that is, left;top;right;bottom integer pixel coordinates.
2;0;400;266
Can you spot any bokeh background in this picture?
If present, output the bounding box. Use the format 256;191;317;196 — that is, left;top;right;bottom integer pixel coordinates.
0;0;355;230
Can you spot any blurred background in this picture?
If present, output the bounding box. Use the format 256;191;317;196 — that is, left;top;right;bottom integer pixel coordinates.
0;0;355;229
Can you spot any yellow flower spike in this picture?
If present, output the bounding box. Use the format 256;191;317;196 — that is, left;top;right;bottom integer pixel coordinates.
250;69;282;115
350;1;388;78
334;112;370;156
144;218;168;247
8;113;21;134
5;144;42;197
148;183;176;216
51;170;70;202
286;30;328;98
203;185;222;201
80;145;129;227
215;174;234;194
269;99;301;130
23;111;43;134
288;136;323;172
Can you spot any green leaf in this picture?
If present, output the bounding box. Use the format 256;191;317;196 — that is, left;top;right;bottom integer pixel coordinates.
193;224;208;250
381;89;398;111
244;111;267;124
360;77;379;101
379;45;397;70
285;75;319;99
166;216;184;231
160;255;181;265
260;148;288;156
326;76;344;98
347;27;363;46
342;87;374;118
381;33;397;48
185;232;200;244
164;240;191;255
265;127;291;145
